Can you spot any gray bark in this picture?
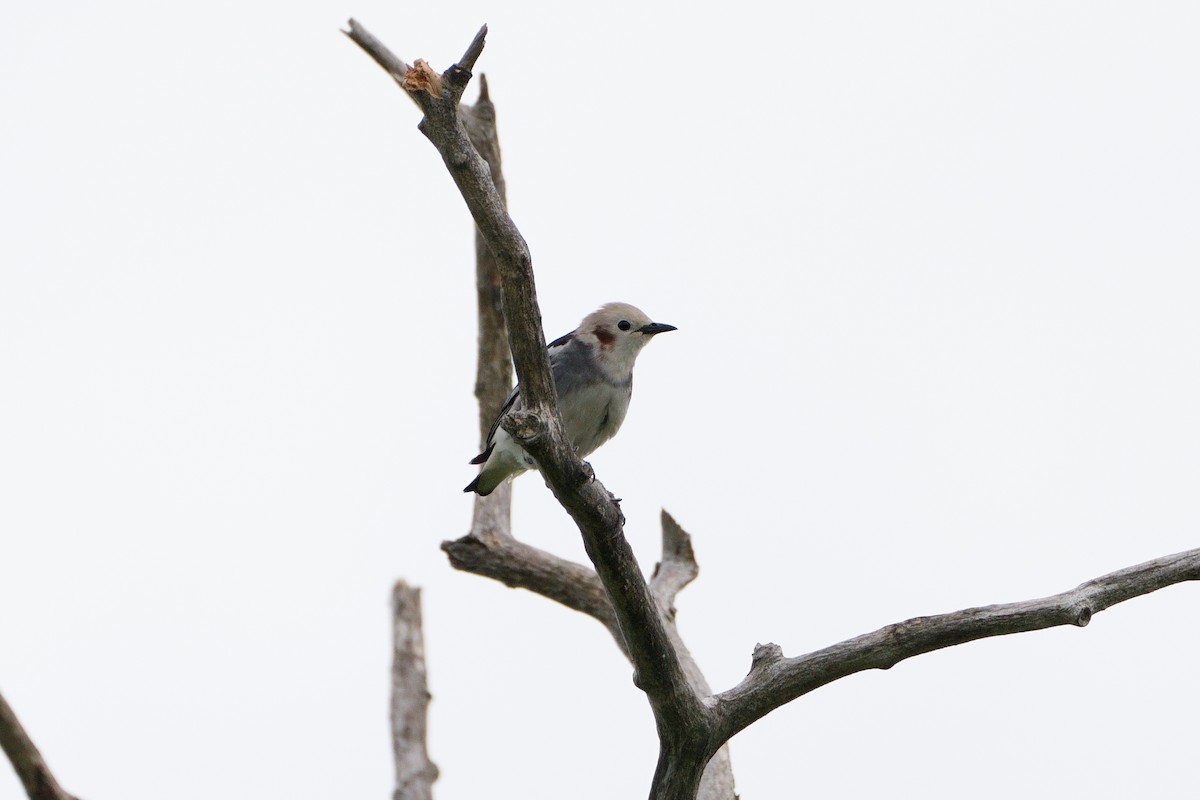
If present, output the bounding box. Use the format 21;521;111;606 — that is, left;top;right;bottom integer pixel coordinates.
344;20;736;798
0;690;79;800
391;582;438;800
712;547;1200;741
346;20;1200;800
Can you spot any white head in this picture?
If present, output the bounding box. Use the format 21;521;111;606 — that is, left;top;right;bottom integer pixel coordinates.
573;302;677;378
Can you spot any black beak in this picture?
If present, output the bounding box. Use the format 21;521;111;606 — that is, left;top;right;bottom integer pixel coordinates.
638;322;677;336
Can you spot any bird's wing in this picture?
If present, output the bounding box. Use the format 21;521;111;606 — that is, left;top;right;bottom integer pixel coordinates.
475;385;520;460
475;330;576;456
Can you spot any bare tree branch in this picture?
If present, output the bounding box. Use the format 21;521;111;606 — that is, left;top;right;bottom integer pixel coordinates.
349;21;1199;800
650;511;700;616
355;30;710;787
460;74;510;454
455;26;488;75
348;20;719;793
391;582;438;800
344;19;410;88
445;511;737;797
460;74;515;543
0;689;79;800
711;547;1200;742
345;24;713;795
648;512;736;800
443;530;623;647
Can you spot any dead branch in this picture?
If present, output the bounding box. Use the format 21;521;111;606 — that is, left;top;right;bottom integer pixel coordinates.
0;689;79;800
391;582;438;800
347;20;1200;800
712;547;1200;741
345;21;710;798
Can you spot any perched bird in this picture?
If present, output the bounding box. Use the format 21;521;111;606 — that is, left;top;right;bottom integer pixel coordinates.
465;302;676;496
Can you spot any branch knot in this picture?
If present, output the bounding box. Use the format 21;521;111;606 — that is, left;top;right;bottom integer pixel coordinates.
500;410;545;443
447;64;473;90
750;642;784;673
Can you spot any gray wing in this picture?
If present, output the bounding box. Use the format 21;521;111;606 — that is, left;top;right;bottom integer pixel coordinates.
471;331;576;462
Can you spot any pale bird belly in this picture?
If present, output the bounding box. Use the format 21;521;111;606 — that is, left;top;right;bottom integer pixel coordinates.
561;384;630;457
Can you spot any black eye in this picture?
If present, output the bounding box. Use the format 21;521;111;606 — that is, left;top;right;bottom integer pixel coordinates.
618;320;631;331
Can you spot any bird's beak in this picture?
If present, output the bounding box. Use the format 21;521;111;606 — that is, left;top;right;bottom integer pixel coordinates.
638;322;677;336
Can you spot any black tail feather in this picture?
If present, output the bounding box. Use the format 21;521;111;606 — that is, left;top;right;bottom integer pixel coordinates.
464;474;494;495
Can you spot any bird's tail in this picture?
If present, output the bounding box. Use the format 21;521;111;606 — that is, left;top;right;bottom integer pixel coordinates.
463;474;490;495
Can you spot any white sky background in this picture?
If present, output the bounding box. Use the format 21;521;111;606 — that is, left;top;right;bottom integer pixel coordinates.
3;2;1198;798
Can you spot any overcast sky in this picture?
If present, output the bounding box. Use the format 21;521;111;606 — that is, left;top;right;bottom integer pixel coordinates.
3;3;1199;799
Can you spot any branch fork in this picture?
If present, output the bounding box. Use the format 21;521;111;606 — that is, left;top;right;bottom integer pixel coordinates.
344;21;1200;800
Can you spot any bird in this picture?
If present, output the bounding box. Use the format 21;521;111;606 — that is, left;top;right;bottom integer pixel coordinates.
464;302;676;496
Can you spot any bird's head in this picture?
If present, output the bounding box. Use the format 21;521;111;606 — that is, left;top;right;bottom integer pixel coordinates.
576;302;676;377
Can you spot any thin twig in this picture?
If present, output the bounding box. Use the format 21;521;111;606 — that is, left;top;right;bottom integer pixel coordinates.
456;25;488;74
343;19;411;87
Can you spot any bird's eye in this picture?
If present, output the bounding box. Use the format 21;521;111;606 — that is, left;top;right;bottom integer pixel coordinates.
617;320;631;331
